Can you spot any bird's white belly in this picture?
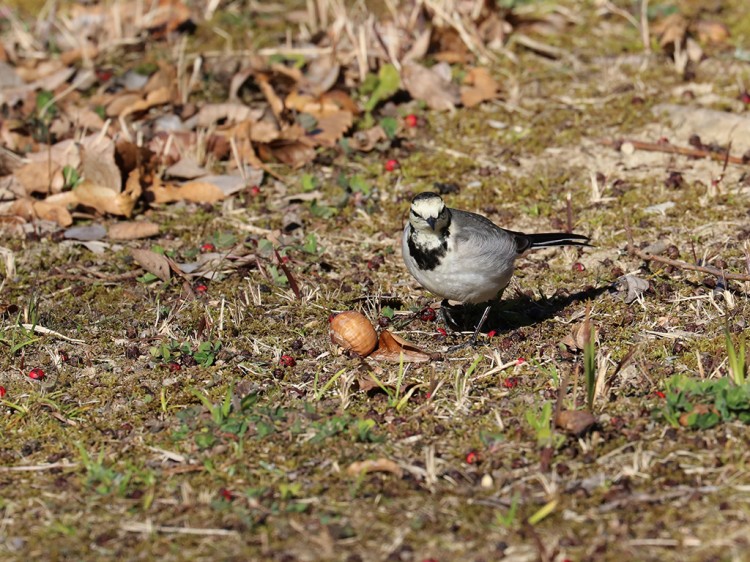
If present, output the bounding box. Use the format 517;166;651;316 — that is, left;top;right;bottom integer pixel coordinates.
409;257;513;303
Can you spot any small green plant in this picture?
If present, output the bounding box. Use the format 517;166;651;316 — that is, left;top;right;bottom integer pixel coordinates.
660;375;750;429
725;328;746;386
0;309;41;355
366;354;419;411
149;339;221;367
525;402;565;448
301;172;318;192
194;341;221;367
62;165;82;189
301;233;321;254
312;368;347;401
495;493;520;528
77;444;131;495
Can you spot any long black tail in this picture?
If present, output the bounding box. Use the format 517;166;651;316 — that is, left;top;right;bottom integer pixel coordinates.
514;231;591;253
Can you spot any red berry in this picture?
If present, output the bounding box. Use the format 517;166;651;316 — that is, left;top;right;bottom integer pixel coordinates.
572;262;585;272
195;284;208;293
404;114;418;128
250;185;261;196
168;362;181;372
0;386;6;398
503;377;519;389
419;307;437;322
28;368;46;380
280;355;296;367
486;330;496;339
384;159;400;172
654;390;666;399
436;327;447;337
219;488;234;501
95;69;114;82
516;357;526;365
200;242;216;253
465;451;479;464
740;91;750;104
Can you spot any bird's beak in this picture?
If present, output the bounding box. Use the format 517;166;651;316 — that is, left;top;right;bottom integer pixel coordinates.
427;217;437;230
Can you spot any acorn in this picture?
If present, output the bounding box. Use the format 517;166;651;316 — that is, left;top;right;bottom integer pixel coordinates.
330;311;377;356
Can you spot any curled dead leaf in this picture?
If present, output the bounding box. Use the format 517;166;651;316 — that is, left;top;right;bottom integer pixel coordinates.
461;67;499;108
555;409;596;436
401;62;460;111
14;161;65;195
131;248;170;282
348;125;387;152
146;180;224;204
108;221;160;240
368;330;430;363
561;322;594;351
72;180;137;217
346;458;403;478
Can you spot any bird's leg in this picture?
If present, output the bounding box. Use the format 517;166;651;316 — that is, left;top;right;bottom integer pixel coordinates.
446;303;492;352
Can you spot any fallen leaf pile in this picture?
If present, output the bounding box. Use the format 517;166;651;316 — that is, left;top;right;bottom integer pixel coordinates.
0;0;516;231
0;1;731;234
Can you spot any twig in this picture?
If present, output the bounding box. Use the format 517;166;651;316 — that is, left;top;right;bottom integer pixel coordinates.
632;248;750;282
0;462;78;472
601;138;747;166
121;521;240;536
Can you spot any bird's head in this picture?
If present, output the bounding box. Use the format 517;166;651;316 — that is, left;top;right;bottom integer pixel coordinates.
409;192;451;234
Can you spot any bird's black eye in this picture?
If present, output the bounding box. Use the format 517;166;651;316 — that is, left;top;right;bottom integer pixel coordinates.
411;209;423;219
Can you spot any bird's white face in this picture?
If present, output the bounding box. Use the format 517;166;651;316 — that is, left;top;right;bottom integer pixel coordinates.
409;193;450;235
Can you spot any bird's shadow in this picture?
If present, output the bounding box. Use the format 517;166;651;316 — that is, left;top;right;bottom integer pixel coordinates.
442;285;610;334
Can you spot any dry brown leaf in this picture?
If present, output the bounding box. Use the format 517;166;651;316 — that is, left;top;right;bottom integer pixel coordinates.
346;458;403;478
654;13;688;50
193;103;264;128
555;410;596;436
72;180;138;216
165;157;208;180
64;106;106;131
60;44;99;66
106;93;142;117
120;86;172;118
461;67;499;107
147;180;225;204
369;330;431;363
561;322;594;351
247;120;280;143
79;134;120;192
108;221;160;240
255;73;284;120
141;0;192;33
301;56;340;96
309;111;353;147
131;248;170;282
285;91;340;115
322;90;360;115
401;62;460;111
694;20;730;45
33;199;73;226
14;161;65;195
266;139;316;168
348;126;388;152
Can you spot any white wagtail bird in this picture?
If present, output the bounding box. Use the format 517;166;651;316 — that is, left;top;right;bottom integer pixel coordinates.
402;192;590;346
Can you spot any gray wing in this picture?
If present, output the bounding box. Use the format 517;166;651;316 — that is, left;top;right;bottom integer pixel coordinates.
451;209;521;258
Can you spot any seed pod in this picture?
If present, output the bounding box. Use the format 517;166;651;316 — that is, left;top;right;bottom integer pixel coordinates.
330;311;377;356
